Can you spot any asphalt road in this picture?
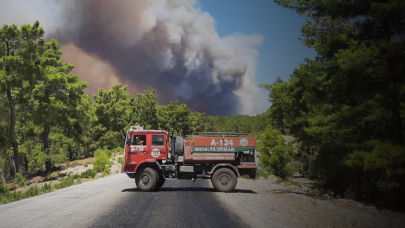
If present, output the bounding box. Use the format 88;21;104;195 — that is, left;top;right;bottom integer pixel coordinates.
0;174;248;228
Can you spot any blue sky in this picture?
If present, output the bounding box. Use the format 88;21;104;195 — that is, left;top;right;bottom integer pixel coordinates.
200;0;316;86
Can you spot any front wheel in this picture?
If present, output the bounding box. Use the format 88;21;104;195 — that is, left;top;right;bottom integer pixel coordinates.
211;168;237;192
135;167;159;191
155;175;166;190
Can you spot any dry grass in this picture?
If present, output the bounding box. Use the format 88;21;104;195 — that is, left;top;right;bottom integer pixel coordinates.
63;158;95;168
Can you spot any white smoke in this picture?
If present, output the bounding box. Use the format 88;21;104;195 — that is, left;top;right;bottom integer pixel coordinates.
0;0;267;115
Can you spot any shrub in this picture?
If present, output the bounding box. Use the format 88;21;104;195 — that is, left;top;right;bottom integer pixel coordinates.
16;173;26;187
54;176;75;189
258;126;299;179
118;157;124;166
112;147;124;154
0;181;8;194
256;169;271;179
80;169;97;179
84;163;88;167
93;148;112;173
41;183;52;193
103;168;110;176
48;171;60;180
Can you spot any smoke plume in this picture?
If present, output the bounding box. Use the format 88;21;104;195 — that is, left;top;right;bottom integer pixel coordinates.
0;0;265;115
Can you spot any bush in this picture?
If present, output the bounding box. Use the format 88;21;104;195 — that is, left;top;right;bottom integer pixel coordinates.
258;126;299;179
0;181;8;194
1;174;83;205
48;171;60;180
80;169;97;179
111;147;124;154
93;148;112;173
54;176;75;189
16;173;26;187
256;169;271;179
118;157;124;166
41;183;52;193
84;163;89;167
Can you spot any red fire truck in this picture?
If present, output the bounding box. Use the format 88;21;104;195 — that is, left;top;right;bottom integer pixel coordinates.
123;126;258;192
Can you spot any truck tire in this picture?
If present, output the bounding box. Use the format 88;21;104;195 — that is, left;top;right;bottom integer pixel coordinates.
155;175;166;190
211;168;237;192
135;167;159;191
174;136;184;156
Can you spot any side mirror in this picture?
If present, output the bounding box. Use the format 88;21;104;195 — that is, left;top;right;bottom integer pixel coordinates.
126;138;131;146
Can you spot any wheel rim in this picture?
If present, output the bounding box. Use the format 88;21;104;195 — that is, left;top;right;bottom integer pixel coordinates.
140;173;152;186
218;173;231;187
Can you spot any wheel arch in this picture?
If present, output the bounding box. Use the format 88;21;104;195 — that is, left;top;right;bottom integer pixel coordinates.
134;159;161;173
209;163;240;177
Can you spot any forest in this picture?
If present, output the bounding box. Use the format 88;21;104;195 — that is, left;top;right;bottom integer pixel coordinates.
1;0;405;211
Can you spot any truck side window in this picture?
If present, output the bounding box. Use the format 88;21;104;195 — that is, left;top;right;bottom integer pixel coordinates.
152;135;164;146
133;135;146;145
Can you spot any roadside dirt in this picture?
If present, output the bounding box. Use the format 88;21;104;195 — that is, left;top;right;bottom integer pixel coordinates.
11;154;123;192
214;177;405;228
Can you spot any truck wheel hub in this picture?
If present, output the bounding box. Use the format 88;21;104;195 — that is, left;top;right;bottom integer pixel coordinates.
140;173;151;186
218;174;231;187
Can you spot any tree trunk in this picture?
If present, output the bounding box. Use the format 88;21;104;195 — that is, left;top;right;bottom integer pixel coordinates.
121;128;126;140
24;156;29;172
3;159;7;180
67;128;73;161
85;145;89;158
9;157;16;180
0;161;5;183
391;100;403;145
43;120;52;173
7;89;20;174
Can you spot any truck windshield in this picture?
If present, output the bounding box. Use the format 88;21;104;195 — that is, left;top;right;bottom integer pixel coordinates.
152;135;164;146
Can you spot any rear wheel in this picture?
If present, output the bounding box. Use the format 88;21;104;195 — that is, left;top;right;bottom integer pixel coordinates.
211;168;237;192
135;167;159;191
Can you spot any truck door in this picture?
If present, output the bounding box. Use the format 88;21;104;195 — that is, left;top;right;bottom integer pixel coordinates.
127;134;150;171
149;134;168;160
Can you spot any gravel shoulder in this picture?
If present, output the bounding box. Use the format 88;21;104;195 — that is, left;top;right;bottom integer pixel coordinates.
214;178;405;228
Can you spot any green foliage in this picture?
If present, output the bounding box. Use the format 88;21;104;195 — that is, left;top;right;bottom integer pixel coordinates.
111;147;124;153
256;169;271;179
258;126;298;179
134;90;159;129
15;173;26;187
118;157;124;166
93;85;134;149
93;149;112;173
47;171;60;180
272;0;405;211
157;101;191;136
0;182;53;205
80;169;97;179
54;175;75;189
103;168;110;176
0;181;7;194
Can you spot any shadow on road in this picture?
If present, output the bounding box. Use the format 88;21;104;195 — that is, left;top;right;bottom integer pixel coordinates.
121;187;257;194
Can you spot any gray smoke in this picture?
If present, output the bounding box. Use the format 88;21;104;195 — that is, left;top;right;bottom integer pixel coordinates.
0;0;264;115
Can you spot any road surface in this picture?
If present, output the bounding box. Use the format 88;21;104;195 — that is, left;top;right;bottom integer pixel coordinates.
0;174;248;228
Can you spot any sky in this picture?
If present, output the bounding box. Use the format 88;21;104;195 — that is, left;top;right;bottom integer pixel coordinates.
200;0;317;94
